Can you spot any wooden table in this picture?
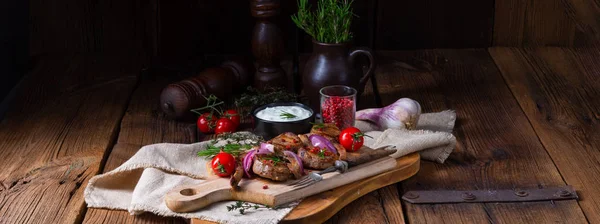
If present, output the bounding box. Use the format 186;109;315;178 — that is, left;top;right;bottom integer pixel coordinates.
0;48;598;223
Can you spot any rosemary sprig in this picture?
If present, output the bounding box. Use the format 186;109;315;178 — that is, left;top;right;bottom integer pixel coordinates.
197;143;254;158
280;110;297;119
291;0;354;43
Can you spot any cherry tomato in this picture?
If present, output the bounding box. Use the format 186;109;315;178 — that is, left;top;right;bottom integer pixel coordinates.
339;127;367;152
197;113;217;134
211;151;236;177
222;109;241;128
215;117;236;135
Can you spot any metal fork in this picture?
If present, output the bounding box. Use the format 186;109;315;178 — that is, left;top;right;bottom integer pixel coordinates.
287;160;349;189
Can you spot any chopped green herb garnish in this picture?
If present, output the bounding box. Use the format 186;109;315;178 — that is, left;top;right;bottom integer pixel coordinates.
310;122;325;129
264;156;283;165
318;149;326;159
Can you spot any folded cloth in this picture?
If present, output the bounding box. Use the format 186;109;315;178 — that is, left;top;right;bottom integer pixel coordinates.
357;110;457;163
84;111;456;224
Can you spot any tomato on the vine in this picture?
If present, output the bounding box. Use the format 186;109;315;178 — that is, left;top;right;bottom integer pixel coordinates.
222;109;241;128
197;113;217;134
215;117;236;135
211;151;236;177
339;127;369;152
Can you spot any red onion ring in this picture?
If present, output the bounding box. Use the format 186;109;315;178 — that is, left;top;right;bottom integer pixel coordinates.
283;150;304;175
242;150;257;177
308;135;337;154
256;143;275;155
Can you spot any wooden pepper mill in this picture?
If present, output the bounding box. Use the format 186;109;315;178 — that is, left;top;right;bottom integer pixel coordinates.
251;0;287;89
159;59;254;120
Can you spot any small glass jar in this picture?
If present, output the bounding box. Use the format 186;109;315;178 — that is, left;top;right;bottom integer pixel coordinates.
320;85;357;129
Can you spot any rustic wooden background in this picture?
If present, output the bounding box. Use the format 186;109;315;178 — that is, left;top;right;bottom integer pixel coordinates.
2;0;600;114
27;0;600;58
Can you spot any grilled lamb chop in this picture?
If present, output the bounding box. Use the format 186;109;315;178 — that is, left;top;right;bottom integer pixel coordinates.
297;147;338;169
332;142;347;160
310;123;340;139
298;134;311;146
230;151;249;190
230;165;244;190
252;155;293;181
269;132;304;153
284;153;304;179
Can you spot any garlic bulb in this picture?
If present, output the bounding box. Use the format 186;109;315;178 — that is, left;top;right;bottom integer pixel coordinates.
355;98;421;130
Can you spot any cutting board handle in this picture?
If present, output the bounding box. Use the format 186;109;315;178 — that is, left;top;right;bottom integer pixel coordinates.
165;179;232;213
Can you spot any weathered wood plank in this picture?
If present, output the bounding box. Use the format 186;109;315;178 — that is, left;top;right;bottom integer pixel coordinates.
82;72;196;223
379;185;405;224
494;0;600;47
0;54;141;223
373;50;588;223
325;190;390;224
490;47;600;223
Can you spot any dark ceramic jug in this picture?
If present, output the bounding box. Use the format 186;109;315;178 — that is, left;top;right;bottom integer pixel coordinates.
302;40;375;113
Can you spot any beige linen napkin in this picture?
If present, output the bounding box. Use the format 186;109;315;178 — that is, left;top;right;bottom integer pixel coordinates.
357;110;457;163
84;111;456;223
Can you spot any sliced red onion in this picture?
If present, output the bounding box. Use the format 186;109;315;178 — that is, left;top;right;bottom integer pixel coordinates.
283;150;304;175
242;150;257;177
256;143;275;155
309;135;337;154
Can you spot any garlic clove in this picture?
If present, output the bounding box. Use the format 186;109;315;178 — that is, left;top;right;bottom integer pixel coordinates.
356;98;421;130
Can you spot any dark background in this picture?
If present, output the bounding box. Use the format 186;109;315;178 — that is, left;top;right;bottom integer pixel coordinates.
2;0;600;113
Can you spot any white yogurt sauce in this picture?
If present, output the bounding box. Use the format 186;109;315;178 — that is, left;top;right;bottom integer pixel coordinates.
255;106;312;122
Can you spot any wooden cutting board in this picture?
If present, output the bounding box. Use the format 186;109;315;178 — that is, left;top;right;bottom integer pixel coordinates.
171;153;419;223
166;154;399;212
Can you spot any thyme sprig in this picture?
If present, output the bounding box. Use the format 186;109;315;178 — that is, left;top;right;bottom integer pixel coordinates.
226;201;271;214
190;94;224;116
226;201;293;214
